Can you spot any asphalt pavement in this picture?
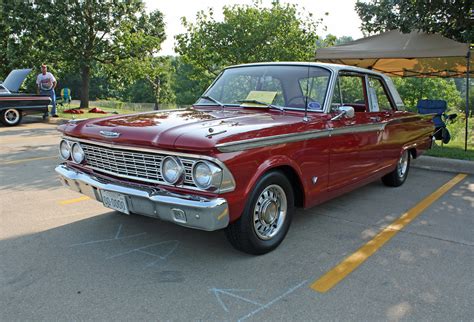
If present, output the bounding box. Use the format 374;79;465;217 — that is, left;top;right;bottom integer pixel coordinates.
1;117;473;321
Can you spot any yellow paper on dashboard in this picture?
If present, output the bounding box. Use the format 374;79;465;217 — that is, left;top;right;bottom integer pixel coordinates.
241;91;277;107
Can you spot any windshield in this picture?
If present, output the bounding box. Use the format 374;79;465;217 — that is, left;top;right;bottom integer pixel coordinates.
195;65;331;111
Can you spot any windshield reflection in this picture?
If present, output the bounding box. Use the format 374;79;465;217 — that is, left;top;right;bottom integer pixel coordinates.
196;65;331;111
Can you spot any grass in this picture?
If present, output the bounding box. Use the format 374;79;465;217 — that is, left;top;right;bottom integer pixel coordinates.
57;104;135;120
424;116;474;161
425;141;474;161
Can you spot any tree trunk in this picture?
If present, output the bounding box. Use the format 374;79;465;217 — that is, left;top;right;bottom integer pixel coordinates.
153;77;161;110
80;65;90;109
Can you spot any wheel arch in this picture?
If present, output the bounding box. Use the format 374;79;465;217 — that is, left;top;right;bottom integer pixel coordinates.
242;156;305;209
269;165;304;208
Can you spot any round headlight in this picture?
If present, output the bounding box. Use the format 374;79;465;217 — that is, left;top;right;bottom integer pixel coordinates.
192;161;222;190
71;143;85;164
161;156;183;184
193;162;212;188
59;140;71;160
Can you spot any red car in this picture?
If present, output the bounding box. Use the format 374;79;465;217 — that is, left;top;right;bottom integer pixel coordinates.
56;63;434;254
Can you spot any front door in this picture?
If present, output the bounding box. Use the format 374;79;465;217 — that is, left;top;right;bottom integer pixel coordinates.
328;72;382;191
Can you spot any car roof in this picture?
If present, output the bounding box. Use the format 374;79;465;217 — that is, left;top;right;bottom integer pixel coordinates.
223;62;405;110
225;62;388;78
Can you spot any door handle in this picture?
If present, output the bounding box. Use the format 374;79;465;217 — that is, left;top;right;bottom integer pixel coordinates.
370;116;381;122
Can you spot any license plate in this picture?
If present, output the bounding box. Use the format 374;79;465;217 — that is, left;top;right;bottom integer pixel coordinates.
101;190;129;214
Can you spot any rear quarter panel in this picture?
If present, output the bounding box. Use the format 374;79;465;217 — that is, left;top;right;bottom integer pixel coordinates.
381;112;434;168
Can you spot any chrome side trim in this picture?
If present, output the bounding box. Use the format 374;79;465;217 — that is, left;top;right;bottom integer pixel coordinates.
217;129;331;152
0;105;48;110
62;136;236;193
330;122;385;135
216;123;387;152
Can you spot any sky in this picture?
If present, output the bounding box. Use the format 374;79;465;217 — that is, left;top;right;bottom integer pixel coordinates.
145;0;364;56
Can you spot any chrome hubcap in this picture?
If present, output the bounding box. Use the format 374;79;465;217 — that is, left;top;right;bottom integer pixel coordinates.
5;109;20;124
397;151;409;177
253;184;287;240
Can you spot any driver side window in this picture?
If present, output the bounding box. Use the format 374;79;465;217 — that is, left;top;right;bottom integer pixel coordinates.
331;74;367;113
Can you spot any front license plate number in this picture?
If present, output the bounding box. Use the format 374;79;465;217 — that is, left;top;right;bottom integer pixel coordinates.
101;190;129;214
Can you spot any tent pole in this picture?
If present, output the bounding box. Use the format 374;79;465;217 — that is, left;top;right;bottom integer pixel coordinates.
466;51;470;152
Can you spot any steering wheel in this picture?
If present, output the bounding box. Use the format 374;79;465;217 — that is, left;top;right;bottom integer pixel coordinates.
286;95;318;108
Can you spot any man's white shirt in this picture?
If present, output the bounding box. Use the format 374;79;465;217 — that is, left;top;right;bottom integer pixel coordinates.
36;72;56;91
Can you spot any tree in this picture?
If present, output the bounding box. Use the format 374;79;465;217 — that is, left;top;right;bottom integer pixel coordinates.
1;1;55;78
3;0;165;108
317;34;354;48
392;77;462;111
115;56;175;108
355;0;472;43
175;1;323;86
172;58;209;106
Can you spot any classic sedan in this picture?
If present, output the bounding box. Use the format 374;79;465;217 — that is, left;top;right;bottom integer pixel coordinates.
56;63;434;254
0;69;50;126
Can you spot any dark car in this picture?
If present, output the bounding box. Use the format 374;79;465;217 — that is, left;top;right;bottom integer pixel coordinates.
0;69;51;126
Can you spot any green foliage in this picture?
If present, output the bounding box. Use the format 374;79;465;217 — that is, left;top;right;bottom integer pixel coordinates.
175;1;323;87
355;0;472;43
116;56;175;107
2;0;166;107
425;116;474;160
318;34;354;48
392;78;463;111
172;58;209;105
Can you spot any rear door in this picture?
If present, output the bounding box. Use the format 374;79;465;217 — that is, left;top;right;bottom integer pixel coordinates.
366;76;403;168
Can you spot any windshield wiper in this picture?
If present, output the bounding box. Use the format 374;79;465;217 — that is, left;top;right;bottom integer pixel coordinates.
237;99;285;112
199;95;225;107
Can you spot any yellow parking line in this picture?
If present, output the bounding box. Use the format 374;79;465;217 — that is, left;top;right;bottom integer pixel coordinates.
2;156;57;165
311;173;467;293
59;196;90;205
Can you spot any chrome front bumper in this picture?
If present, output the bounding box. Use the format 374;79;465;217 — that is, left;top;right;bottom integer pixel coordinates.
55;165;229;231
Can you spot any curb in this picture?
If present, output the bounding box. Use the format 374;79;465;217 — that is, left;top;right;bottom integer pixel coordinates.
412;155;474;175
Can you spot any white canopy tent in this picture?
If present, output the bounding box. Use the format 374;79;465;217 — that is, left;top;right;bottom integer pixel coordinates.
316;30;472;151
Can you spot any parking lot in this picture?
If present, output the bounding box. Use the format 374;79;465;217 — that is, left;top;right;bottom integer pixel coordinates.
1;117;473;321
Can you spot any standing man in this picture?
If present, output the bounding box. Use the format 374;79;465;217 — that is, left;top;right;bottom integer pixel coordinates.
36;64;58;118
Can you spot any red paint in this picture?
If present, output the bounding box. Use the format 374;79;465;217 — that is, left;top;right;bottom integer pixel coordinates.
59;103;434;223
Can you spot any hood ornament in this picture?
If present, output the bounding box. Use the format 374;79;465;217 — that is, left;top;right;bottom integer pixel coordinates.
100;130;121;138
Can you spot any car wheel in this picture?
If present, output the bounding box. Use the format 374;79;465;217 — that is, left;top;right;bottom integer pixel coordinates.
1;108;23;126
225;171;294;255
382;150;410;187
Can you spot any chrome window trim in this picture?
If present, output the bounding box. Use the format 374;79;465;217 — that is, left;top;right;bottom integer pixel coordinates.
196;64;335;114
62;136;236;193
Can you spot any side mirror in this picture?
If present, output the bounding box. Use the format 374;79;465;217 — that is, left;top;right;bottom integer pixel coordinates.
331;106;355;121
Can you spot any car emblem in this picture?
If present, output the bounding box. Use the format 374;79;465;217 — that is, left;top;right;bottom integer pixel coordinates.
99;130;121;138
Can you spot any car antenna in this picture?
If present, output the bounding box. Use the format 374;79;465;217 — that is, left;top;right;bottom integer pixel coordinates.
303;62;310;122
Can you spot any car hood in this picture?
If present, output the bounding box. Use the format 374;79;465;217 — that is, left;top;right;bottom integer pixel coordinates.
2;69;32;93
59;107;327;152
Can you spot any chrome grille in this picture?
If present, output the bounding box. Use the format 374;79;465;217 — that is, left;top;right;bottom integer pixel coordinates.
81;143;196;187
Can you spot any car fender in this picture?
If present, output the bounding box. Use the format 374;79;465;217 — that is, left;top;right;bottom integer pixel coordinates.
241;154;304;200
